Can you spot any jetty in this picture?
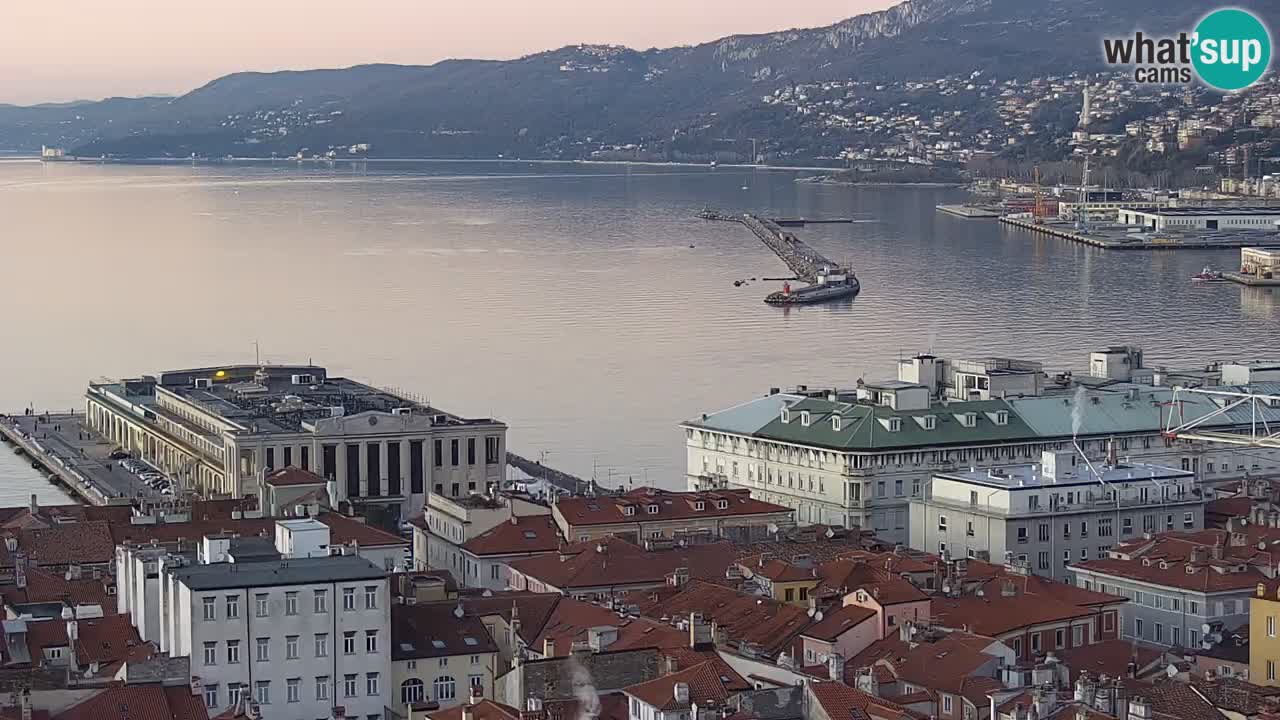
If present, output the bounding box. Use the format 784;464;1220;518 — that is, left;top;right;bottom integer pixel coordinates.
937;204;1001;218
699;209;841;283
0;413;131;505
1000;214;1280;250
505;452;590;495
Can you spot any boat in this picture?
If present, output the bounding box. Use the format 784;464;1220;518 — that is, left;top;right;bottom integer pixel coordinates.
764;266;860;305
1191;267;1227;283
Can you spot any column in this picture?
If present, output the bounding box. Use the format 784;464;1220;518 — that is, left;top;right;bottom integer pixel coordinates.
336;444;348;499
378;441;389;496
358;442;370;497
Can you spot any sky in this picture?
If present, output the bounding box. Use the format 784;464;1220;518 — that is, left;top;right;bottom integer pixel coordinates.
0;0;894;105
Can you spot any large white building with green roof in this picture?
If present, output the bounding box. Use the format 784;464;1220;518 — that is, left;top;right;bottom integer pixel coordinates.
682;350;1280;545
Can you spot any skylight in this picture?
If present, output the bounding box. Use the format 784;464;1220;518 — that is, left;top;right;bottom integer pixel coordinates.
464;637;479;646
431;639;446;649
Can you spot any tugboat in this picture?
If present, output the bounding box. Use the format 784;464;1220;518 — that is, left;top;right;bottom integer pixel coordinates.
1191;266;1226;283
764;265;860;305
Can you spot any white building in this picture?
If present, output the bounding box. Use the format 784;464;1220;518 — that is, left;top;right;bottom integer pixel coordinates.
84;364;507;520
909;450;1204;579
683;348;1280;545
415;492;549;578
1116;206;1280;231
117;519;391;718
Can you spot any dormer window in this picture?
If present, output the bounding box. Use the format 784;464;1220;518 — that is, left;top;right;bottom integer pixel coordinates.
923;415;937;430
623;506;635;516
647;504;659;515
694;501;705;511
887;417;902;432
717;500;729;510
959;412;977;428
800;411;811;427
781;408;791;424
994;410;1009;426
832;415;842;432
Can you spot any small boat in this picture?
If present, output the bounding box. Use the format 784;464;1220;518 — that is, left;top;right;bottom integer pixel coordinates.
1191;267;1226;282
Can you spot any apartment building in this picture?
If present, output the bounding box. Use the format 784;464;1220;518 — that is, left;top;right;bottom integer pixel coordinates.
391;601;499;714
415;492;550;581
682;347;1278;544
551;487;794;544
116;518;392;719
85;364;506;518
910;451;1203;580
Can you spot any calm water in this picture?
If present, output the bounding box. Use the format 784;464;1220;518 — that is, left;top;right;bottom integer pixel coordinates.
0;159;1277;496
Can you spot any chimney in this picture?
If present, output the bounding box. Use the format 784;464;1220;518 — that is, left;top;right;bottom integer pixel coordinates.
674;682;691;706
543;637;555;657
28;494;37;517
663;655;680;675
1127;697;1151;720
19;688;30;720
521;698;546;720
64;611;79;670
463;705;476;720
14;553;26;590
828;652;846;682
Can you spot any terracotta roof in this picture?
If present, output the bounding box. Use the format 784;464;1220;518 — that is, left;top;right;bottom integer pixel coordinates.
1119;678;1222;720
20;522;115;567
463;515;562;556
0;566;112;607
802;604;878;642
1073;555;1273;593
821;559;929;605
554;488;790;527
458;591;562;646
933;592;1097;637
24;614;150;671
634;580;812;656
660;648;750;692
1045;704;1117;720
624;660;734;711
732;532;891;567
847;632;1001;703
53;683;209;720
1207;497;1255;521
263;466;327;486
532;597;685;656
110;510;407;549
426;699;520;720
392;602;499;660
1192;676;1280;714
508;537;736;590
809;681;914;720
748;559;817;583
976;572;1125;609
1055;639;1164;681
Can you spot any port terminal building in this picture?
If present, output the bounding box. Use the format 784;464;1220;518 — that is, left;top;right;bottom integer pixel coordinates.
1116;206;1280;231
684;347;1280;545
84;364;506;520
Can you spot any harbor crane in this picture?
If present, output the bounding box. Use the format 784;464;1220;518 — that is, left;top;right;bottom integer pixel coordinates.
1162;386;1280;449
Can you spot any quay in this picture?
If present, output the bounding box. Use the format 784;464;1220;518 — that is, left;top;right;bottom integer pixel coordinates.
1223;272;1280;287
936;204;1000;218
699;209;841;283
505;451;590;494
1000;214;1280;250
772;217;860;227
0;413;149;505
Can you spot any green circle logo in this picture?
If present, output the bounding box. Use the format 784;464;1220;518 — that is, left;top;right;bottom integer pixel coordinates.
1192;8;1271;91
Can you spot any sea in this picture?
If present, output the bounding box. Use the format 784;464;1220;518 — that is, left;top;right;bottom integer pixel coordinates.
0;158;1276;499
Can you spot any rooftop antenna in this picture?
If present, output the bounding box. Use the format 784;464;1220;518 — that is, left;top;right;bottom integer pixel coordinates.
254;341;261;366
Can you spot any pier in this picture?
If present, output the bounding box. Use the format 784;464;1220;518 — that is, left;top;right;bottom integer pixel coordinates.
0;413;147;505
936;204;1000;218
700;209;840;283
1000;214;1280;250
772;217;860;227
506;452;590;494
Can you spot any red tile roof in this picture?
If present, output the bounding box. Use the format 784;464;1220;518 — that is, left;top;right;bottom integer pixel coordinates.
509;537;736;591
976;572;1125;609
748;559;817;583
463;515;562;556
1055;639;1164;681
19;522;116;567
1072;555;1272;593
426;699;520;720
263;466;327;486
392;602;499;660
623;660;734;711
932;592;1097;637
24;614;150;670
531;597;685;656
802;604;878;642
53;683;209;720
0;566;112;607
848;632;1001;703
1118;678;1222;720
819;559;929;605
809;681;915;720
554;488;790;527
110;511;407;549
634;580;812;656
457;591;562;646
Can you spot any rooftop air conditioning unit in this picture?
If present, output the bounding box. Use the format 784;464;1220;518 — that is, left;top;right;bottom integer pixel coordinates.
329;407;346;418
194;378;212;389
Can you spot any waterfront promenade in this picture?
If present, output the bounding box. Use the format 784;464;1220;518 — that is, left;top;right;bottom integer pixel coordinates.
0;413;154;504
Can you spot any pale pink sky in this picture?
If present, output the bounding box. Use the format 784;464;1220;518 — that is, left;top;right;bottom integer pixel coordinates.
0;0;893;105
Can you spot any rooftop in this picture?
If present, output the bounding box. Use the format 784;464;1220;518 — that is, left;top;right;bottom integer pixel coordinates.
935;460;1193;490
801;604;878;641
391;602;498;660
508;536;736;590
632;580;812;656
1129;206;1280;216
462;515;562;557
624;660;737;711
554;487;790;527
171;554;385;590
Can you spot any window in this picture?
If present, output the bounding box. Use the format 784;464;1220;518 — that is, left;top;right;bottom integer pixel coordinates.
491;565;500;581
1190;600;1200;614
1080;520;1088;538
256;637;270;662
470;674;484;689
367;672;380;696
314;589;328;613
1063;523;1071;539
1172;627;1181;646
365;585;378;610
202;597;216;621
286;635;299;660
343;632;356;655
315;634;328;658
1073;625;1084;646
204;684;218;709
471;655;480;665
287;678;300;704
227;640;240;664
227;683;242;706
1063;549;1071;565
434;439;443;467
343;587;356;611
485;437;500;464
225;595;239;619
1017;527;1028;543
1154;623;1163;643
1038;523;1050;542
966;520;975;537
433;676;457;702
785;588;795;602
451;439;459;465
467;438;476;465
1031;633;1041;653
943;695;953;714
256;593;269;617
1269;616;1276;638
1184;512;1195;529
1190;629;1200;647
1055;629;1065;648
1099;518;1113;537
402;679;426;705
894;479;903;496
938;515;948;531
366;630;379;654
344;675;358;698
255;681;270;705
1269;661;1277;682
1038;551;1050;570
316;676;330;701
285;591;298;616
1122;517;1133;534
203;642;217;666
1135;618;1144;639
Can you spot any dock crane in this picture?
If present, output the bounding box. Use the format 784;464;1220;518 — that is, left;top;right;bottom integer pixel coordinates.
1162;386;1280;450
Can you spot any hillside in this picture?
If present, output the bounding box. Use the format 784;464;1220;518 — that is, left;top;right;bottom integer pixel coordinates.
2;0;1273;162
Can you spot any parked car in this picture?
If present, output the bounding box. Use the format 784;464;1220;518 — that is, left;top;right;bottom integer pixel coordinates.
108;449;131;460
